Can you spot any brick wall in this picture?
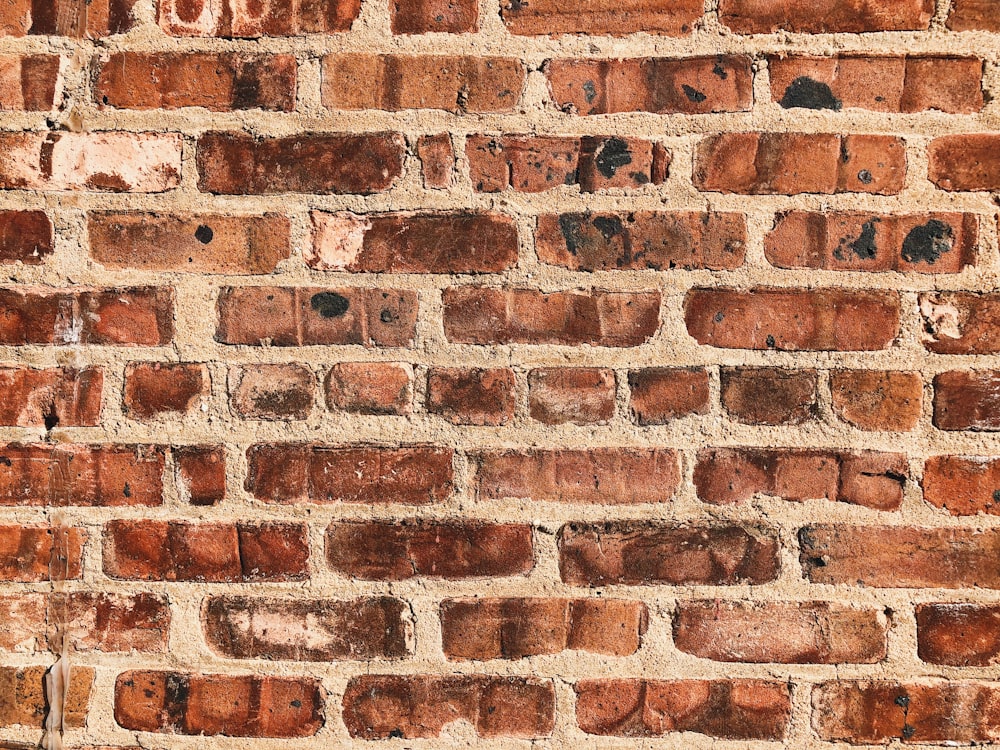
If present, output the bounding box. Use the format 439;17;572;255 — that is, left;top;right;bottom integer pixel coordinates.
1;0;1000;746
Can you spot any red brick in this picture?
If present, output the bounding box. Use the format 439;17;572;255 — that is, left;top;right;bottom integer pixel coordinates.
173;445;226;506
770;55;983;113
559;522;780;586
0;366;101;426
2;0;138;36
115;671;323;737
96;53;296;111
475;448;679;503
501;0;703;35
123;363;208;419
468;135;668;192
443;287;661;347
391;0;477;32
323;55;522;112
215;286;417;347
831;370;923;431
674;601;888;663
229;363;314;420
536;212;746;271
88;212;291;273
813;681;1000;744
923;455;1000;516
158;0;359;35
695;448;907;510
685;288;900;350
800;525;1000;588
0;55;59;110
417;134;454;188
628;367;709;424
427;367;515;425
546;56;752;115
0;132;181;191
197;131;404;194
720;0;932;32
343;675;554;739
0;444;164;507
325;521;533;580
575;679;790;740
0;287;174;346
921;293;1000;354
917;603;1000;666
721;368;817;425
0;210;51;264
694;133;906;194
766;211;978;272
202;595;410;660
948;0;1000;30
929;134;1000;191
934;370;1000;430
441;598;646;659
0;525;85;581
309;211;517;272
0;666;93;728
246;444;453;504
528;367;615;424
325;362;412;415
104;520;308;582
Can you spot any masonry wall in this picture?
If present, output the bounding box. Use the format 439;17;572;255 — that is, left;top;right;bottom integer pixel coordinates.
0;0;1000;747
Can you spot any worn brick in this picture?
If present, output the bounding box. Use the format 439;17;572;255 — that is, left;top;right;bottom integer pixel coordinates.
831;370;923;431
923;455;1000;515
0;55;59;110
0;525;85;581
325;362;412;415
123;363;208;419
929;134;1000;191
391;0;477;31
2;0;138;36
158;0;359;35
721;368;817;425
501;0;703;35
917;603;1000;666
528;367;616;424
229;364;314;420
629;367;710;424
922;293;1000;354
934;370;1000;430
948;0;1000;30
417;133;454;188
0;210;52;264
719;0;932;33
173;445;226;506
0;666;93;728
0;366;102;426
427;367;515;425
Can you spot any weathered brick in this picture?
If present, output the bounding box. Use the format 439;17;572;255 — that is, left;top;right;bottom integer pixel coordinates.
427;367;515;425
2;0;137;36
391;0;477;32
719;0;932;33
173;445;226;506
325;521;533;580
536;212;746;271
104;520;309;581
695;448;907;510
0;525;85;581
197;131;405;194
229;364;314;420
325;362;412;415
123;363;208;419
215;287;417;347
948;0;1000;30
922;293;1000;354
831;370;923;431
501;0;703;35
202;596;410;660
0;366;101;426
309;211;517;272
923;455;1000;515
0;210;52;264
929;134;1000;191
917;603;1000;666
685;288;900;350
343;675;555;739
934;370;1000;430
416;133;454;188
576;679;791;739
528;367;615;424
475;448;679;503
467;135;668;192
443;287;660;347
674;601;888;663
441;598;647;659
0;666;93;728
322;55;522;112
0;55;59;110
559;522;780;586
246;444;453;504
50;592;170;653
629;367;710;424
158;0;359;35
766;212;978;272
115;671;323;737
694;133;906;194
721;368;817;425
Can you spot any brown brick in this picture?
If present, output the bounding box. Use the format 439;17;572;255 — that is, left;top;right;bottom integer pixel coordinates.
158;0;359;35
917;603;1000;666
215;287;417;347
173;445;226;506
427;367;515;426
528;367;615;424
441;598;646;659
694;133;906;194
575;679;790;740
475;448;680;503
417;134;454;188
115;671;323;737
0;666;93;728
246;444;453;504
694;448;907;510
325;521;533;580
0;55;59;110
948;0;1000;30
229;364;314;420
800;525;1000;588
325;362;412;415
628;367;710;424
0;366;102;426
929;134;1000;191
0;210;52;264
721;368;817;425
831;370;923;431
536;212;746;271
934;370;1000;430
443;287;661;347
0;525;85;581
501;0;703;35
674;601;888;663
202;595;410;660
124;363;208;419
685;288;900;350
559;522;780;586
2;0;138;36
309;211;517;272
343;675;555;739
923;455;1000;516
323;55;522;112
766;211;978;272
922;293;1000;354
391;0;477;31
197;131;405;194
546;56;752;115
720;0;932;32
